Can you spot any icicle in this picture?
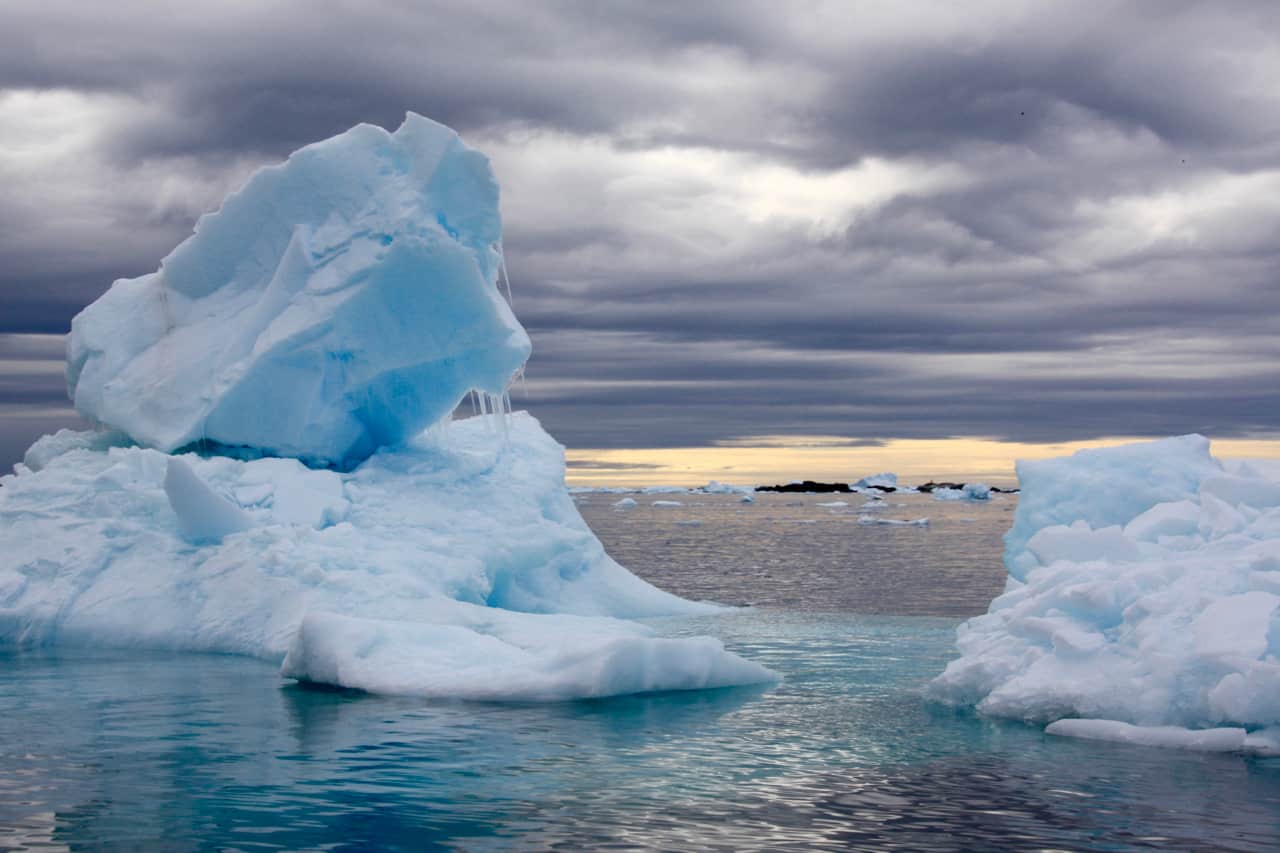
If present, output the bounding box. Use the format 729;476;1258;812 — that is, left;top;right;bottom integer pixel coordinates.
500;255;514;306
497;392;510;438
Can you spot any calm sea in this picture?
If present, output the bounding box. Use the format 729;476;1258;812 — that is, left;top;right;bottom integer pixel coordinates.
3;491;1280;851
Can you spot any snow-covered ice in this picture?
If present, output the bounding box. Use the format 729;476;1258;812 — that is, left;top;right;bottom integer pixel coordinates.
67;113;530;469
2;415;775;699
1;114;775;701
929;435;1280;738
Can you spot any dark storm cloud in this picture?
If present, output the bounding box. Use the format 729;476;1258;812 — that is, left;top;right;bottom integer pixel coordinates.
2;0;1279;470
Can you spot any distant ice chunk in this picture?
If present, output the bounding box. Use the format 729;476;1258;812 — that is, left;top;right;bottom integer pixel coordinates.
857;516;929;526
697;480;754;495
66;113;530;468
652;500;683;507
929;435;1280;735
613;497;638;509
931;483;991;502
817;500;848;508
853;472;897;489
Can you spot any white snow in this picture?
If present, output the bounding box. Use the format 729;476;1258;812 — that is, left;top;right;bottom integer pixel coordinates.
66;112;530;469
929;435;1280;738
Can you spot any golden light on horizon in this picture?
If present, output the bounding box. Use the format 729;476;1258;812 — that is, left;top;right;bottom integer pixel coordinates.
565;435;1280;488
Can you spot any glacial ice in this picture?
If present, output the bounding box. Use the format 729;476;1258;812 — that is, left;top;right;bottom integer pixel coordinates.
1;114;775;701
2;415;775;698
929;435;1280;741
66;112;530;469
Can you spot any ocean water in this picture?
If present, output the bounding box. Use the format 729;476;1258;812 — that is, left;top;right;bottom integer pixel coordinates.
3;492;1280;850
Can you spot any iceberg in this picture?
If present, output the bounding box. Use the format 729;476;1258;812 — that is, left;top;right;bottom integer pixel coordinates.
696;480;754;495
931;483;991;501
1;114;775;701
929;435;1280;738
67;113;530;469
853;472;897;490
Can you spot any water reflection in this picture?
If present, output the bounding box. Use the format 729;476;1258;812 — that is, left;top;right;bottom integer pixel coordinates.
5;610;1280;850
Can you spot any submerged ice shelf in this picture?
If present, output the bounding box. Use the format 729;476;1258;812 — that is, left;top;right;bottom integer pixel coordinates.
0;113;774;700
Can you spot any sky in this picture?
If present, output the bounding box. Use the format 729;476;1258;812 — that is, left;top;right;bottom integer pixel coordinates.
2;0;1279;484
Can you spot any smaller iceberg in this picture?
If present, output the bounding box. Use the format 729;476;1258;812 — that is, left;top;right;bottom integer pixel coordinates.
853;472;897;490
929;435;1280;743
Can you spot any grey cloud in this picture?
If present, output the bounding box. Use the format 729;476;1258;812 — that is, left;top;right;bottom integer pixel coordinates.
2;1;1280;471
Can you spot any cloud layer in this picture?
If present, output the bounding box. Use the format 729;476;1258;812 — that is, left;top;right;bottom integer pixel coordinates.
2;0;1279;463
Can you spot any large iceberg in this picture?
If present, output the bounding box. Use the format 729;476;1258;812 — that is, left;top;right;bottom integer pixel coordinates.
67;113;529;469
929;435;1280;743
1;114;774;700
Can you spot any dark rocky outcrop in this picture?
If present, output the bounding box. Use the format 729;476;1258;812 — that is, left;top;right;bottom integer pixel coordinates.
756;480;853;494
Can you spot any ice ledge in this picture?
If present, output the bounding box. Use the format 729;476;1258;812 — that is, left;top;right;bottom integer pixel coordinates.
1;413;775;700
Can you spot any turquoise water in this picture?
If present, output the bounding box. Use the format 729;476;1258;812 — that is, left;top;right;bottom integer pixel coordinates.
3;494;1280;849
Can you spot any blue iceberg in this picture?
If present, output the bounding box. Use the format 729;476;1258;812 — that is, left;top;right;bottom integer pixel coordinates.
1;114;775;701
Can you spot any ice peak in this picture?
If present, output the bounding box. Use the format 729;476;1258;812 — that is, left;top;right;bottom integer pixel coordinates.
67;114;530;468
